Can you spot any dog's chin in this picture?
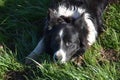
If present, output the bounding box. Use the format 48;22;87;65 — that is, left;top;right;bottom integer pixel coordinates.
59;60;67;64
53;58;66;64
53;57;70;64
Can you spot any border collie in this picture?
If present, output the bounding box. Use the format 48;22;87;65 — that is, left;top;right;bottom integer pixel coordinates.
25;0;108;65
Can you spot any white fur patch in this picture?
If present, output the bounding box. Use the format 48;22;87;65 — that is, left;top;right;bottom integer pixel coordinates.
54;29;67;63
84;13;98;45
59;29;63;38
56;5;85;19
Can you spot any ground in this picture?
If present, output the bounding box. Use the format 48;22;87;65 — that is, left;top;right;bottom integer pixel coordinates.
0;0;120;80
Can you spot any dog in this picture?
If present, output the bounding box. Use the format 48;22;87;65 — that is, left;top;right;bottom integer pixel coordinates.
25;0;108;65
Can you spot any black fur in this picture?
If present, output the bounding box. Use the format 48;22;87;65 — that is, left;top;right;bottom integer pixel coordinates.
43;0;108;61
26;0;108;64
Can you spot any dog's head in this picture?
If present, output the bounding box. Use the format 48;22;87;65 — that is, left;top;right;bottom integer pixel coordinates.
51;24;80;63
45;0;108;63
45;9;82;63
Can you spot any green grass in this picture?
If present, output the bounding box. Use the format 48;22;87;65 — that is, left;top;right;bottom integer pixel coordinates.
0;0;120;80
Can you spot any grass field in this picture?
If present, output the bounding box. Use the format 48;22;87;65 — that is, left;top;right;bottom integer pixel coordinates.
0;0;120;80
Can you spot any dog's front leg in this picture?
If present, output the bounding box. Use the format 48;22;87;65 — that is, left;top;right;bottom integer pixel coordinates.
25;37;45;64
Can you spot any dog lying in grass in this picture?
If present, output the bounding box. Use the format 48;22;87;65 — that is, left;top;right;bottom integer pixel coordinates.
25;0;108;65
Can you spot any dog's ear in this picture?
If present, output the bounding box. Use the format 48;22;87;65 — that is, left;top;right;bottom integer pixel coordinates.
47;9;58;30
47;9;66;30
48;9;66;23
48;9;58;21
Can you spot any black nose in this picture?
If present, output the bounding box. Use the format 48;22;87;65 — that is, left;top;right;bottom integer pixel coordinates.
54;55;62;62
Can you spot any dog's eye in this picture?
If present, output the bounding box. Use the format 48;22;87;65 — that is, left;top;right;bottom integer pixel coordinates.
66;42;72;46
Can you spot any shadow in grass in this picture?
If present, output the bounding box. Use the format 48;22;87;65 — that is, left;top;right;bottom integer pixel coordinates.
4;67;37;80
0;0;50;62
5;70;26;80
0;0;58;78
0;0;50;79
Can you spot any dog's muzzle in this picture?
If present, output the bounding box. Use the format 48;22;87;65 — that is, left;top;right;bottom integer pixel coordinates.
53;49;66;63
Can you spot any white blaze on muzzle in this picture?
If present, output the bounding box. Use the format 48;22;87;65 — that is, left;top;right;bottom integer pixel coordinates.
53;29;67;63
